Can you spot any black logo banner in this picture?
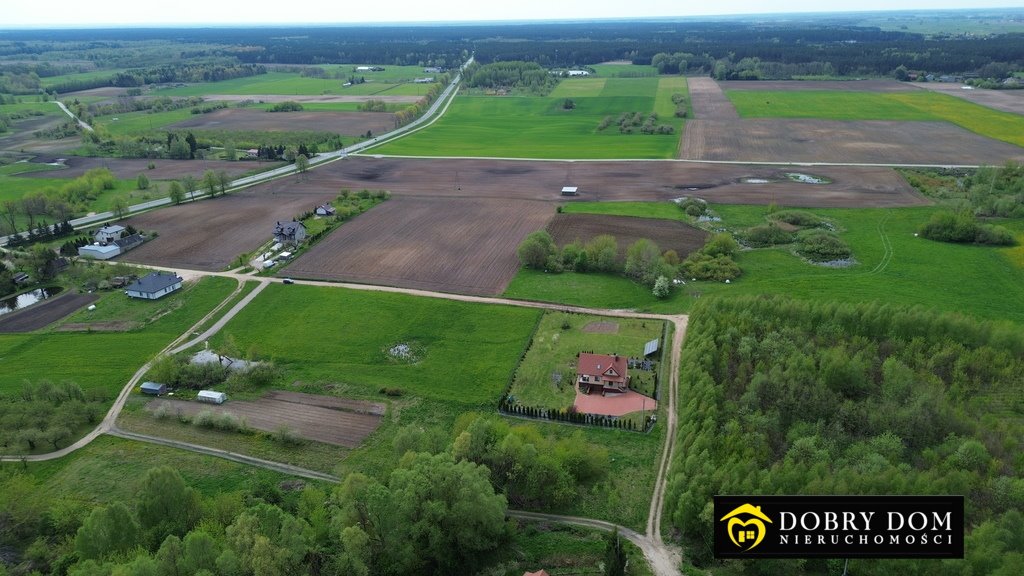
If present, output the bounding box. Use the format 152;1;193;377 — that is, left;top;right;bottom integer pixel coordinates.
714;495;964;559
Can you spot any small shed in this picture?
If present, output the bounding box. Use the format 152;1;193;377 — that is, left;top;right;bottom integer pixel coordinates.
561;186;578;196
140;381;167;395
12;272;30;285
197;390;227;404
315;204;336;216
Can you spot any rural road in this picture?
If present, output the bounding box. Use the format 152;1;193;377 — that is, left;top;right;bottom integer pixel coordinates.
55;100;94;132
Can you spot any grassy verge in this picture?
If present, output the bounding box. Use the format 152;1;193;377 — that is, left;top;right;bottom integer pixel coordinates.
502;522;653;576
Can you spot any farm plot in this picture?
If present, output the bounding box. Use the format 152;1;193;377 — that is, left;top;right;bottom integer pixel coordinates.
546;213;708;259
682;118;1024;164
146;390;384;448
719;80;917;93
282;197;555;295
298;156;926;207
0;292;98;333
909;83;1024;115
120;178;337;270
20;157;269;181
686;77;739;119
167;108;397;136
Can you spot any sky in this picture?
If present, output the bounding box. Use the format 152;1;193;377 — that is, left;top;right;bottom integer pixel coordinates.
2;1;1022;27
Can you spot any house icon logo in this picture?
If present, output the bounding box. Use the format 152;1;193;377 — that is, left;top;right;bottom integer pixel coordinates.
719;503;773;551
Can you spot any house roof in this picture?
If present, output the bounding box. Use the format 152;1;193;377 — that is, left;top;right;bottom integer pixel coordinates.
126;271;182;294
113;234;144;249
79;244;120;255
274;221;305;235
524;571;550;576
578;352;628;383
97;225;125;235
140;381;165;390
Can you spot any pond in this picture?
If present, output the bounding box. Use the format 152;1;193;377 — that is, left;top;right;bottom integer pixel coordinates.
0;286;63;317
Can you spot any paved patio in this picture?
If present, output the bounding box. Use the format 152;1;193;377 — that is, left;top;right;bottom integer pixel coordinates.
573;388;657;417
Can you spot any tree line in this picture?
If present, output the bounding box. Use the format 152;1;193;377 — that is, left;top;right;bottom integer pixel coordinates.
663;295;1024;574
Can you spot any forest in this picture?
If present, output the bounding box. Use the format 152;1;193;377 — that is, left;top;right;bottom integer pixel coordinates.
2;19;1022;80
663;296;1024;575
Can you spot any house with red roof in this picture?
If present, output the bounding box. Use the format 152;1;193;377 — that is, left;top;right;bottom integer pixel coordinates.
577;352;629;395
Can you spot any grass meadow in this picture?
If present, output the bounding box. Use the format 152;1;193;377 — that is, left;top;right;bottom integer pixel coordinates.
727;89;1024;147
504;201;1024;324
376;76;687;159
0;277;236;399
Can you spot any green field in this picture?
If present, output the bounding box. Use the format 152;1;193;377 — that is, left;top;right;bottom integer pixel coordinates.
153;67;433;97
0;277;236;399
376;75;686;159
726;89;1024;147
508;312;663;410
589;64;659;77
505;201;1024;323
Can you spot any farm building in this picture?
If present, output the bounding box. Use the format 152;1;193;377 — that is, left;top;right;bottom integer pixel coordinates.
197;390;227;404
125;271;183;300
577;352;630;394
140;381;167;395
567;70;591;76
273;221;306;245
94;225;126;244
78;243;121;260
561;186;578;196
315;204;336;216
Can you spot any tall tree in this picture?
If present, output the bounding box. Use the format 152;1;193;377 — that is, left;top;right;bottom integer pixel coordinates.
74;502;140;560
181;175;198;202
202;170;219;197
168;181;185;205
135;466;202;547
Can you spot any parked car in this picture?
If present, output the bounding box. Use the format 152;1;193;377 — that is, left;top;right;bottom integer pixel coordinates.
282;278;294;284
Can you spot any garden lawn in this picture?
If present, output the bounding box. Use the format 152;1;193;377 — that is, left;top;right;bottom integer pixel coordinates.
508;312;664;410
727;90;1024;147
209;284;541;404
0;276;236;399
506;202;1024;323
376;91;681;159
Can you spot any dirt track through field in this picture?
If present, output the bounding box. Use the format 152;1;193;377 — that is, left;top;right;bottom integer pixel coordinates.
147;391;384;448
687;77;739;119
682;119;1024;164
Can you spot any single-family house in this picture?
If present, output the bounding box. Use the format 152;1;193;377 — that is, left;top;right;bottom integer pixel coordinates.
315;204;336;216
274;221;307;245
94;225;126;244
125;271;183;300
577;352;629;394
140;381;167;395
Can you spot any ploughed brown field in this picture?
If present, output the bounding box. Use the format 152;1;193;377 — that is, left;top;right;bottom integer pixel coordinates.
546;213;708;260
21;157;279;181
0;292;98;333
910;83;1024;116
119;157;926;288
684;78;1024;164
682;119;1024;164
146;390;385;448
281;197;556;295
167;108;397;137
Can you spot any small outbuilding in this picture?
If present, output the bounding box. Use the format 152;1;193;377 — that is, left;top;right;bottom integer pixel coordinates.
78;243;121;260
140;381;167;395
196;390;227;404
315;204;336;216
561;186;578;196
125;271;183;300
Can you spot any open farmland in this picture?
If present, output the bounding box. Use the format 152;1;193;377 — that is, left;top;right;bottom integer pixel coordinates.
120;156;925;275
686;77;739;119
910;82;1024;115
682;119;1024;164
546;213;708;259
147;391;384;448
20;156;270;181
120;178;337;270
167;108;397;137
0;292;98;333
282;197;555;295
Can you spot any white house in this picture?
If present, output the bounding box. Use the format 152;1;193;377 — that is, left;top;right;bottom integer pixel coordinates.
94;225;126;244
125;271;183;300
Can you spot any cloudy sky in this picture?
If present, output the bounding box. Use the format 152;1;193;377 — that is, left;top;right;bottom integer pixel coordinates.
3;1;1022;27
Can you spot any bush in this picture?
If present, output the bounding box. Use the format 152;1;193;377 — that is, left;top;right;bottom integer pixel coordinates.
517;230;558;270
919;210;1016;246
652;276;671;299
744;224;794;247
796;230;852;262
273;425;304;446
678;198;706;217
681;252;741;281
269;101;304;112
769;210;825;228
192;409;215;428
